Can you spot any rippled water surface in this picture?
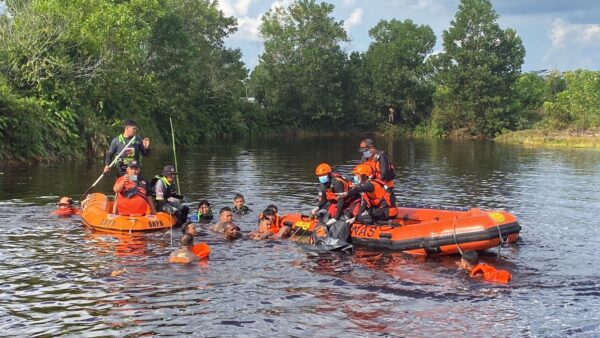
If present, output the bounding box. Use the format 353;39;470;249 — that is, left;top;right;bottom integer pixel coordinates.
1;136;600;336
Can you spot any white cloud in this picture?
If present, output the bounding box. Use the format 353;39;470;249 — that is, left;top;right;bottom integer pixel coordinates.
344;8;364;31
218;0;254;17
550;19;600;48
234;16;263;42
343;0;357;7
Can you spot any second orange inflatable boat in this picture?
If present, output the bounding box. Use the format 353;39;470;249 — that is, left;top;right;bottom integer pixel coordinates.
81;193;176;232
281;205;520;255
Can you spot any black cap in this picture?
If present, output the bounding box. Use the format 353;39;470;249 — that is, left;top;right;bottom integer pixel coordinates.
162;164;178;176
128;160;140;168
358;138;374;152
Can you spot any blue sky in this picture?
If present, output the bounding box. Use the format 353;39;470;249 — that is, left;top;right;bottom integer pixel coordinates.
219;0;600;72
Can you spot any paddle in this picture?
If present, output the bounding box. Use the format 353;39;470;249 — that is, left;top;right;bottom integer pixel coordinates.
169;116;182;194
79;136;137;202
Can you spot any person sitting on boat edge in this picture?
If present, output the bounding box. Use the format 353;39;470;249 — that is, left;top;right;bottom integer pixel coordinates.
113;160;156;216
209;207;234;233
189;200;213;223
358;138;396;199
151;165;189;227
168;234;199;264
338;164;397;223
232;193;251;215
311;163;355;222
458;251;512;284
52;197;81;217
103;119;150;177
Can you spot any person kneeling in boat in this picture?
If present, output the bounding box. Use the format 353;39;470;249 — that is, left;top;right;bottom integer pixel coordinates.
151;165;189;227
52;197;81;217
458;251;512;284
169;234;200;264
338;164;397;223
189;200;213;223
113;161;156;216
311;163;355;222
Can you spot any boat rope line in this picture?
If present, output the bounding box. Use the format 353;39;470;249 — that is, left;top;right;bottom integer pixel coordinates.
452;216;464;257
495;222;504;260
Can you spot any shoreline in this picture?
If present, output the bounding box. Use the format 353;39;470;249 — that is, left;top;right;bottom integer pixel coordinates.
495;129;600;149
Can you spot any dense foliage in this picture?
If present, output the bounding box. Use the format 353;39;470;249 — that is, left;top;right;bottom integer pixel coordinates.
0;0;598;161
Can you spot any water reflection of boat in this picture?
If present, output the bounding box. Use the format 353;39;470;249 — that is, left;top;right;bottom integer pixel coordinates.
282;205;520;255
81;193;175;233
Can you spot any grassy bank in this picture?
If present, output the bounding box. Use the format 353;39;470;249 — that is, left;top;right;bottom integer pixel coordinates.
495;129;600;148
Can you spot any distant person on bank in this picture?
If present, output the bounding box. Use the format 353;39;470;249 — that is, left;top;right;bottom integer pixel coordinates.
104;120;150;177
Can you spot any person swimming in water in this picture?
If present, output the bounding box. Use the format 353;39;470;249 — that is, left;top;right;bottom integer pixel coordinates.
189;200;214;223
232;193;251;215
168;234;199;264
52;197;81;217
458;251;512;284
209;207;234;233
222;221;242;241
248;216;274;240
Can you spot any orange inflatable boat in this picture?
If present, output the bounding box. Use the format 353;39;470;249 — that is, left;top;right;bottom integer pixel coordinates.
81;193;176;232
281;205;520;255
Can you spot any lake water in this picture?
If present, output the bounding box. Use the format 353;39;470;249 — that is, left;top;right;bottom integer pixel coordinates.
1;136;599;336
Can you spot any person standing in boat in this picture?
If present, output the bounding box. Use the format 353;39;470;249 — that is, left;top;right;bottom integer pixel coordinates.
112;160;156;216
151;165;189;227
311;163;355;223
358;138;396;200
104;120;150;177
339;164;397;223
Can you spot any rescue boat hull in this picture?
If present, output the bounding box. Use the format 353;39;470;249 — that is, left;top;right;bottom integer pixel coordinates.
281;206;520;255
81;193;176;232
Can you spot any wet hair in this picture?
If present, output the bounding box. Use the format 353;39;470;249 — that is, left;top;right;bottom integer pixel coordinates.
219;206;232;215
234;193;244;201
266;204;278;213
123;119;137;128
462;251;479;266
222;221;240;231
180;234;194;247
260;208;276;220
198;200;211;208
181;221;195;235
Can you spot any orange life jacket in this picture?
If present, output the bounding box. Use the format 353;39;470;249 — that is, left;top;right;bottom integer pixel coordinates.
191;243;211;259
364;153;395;187
324;174;350;202
52;207;81;217
362;179;397;217
470;263;512;284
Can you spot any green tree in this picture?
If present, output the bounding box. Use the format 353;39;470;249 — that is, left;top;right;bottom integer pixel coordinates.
361;19;436;127
250;0;348;129
543;70;600;130
433;0;525;136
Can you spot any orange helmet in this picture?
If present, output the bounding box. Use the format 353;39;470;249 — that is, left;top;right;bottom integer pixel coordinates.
353;164;372;177
315;163;332;176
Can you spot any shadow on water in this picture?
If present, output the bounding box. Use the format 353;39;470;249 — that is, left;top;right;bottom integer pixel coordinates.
1;136;600;335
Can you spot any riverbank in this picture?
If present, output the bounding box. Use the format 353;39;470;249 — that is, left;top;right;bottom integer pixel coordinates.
495;129;600;148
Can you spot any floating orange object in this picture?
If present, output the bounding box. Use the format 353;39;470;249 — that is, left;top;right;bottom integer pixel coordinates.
81;193;176;232
281;205;520;255
192;243;211;259
470;263;512;283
